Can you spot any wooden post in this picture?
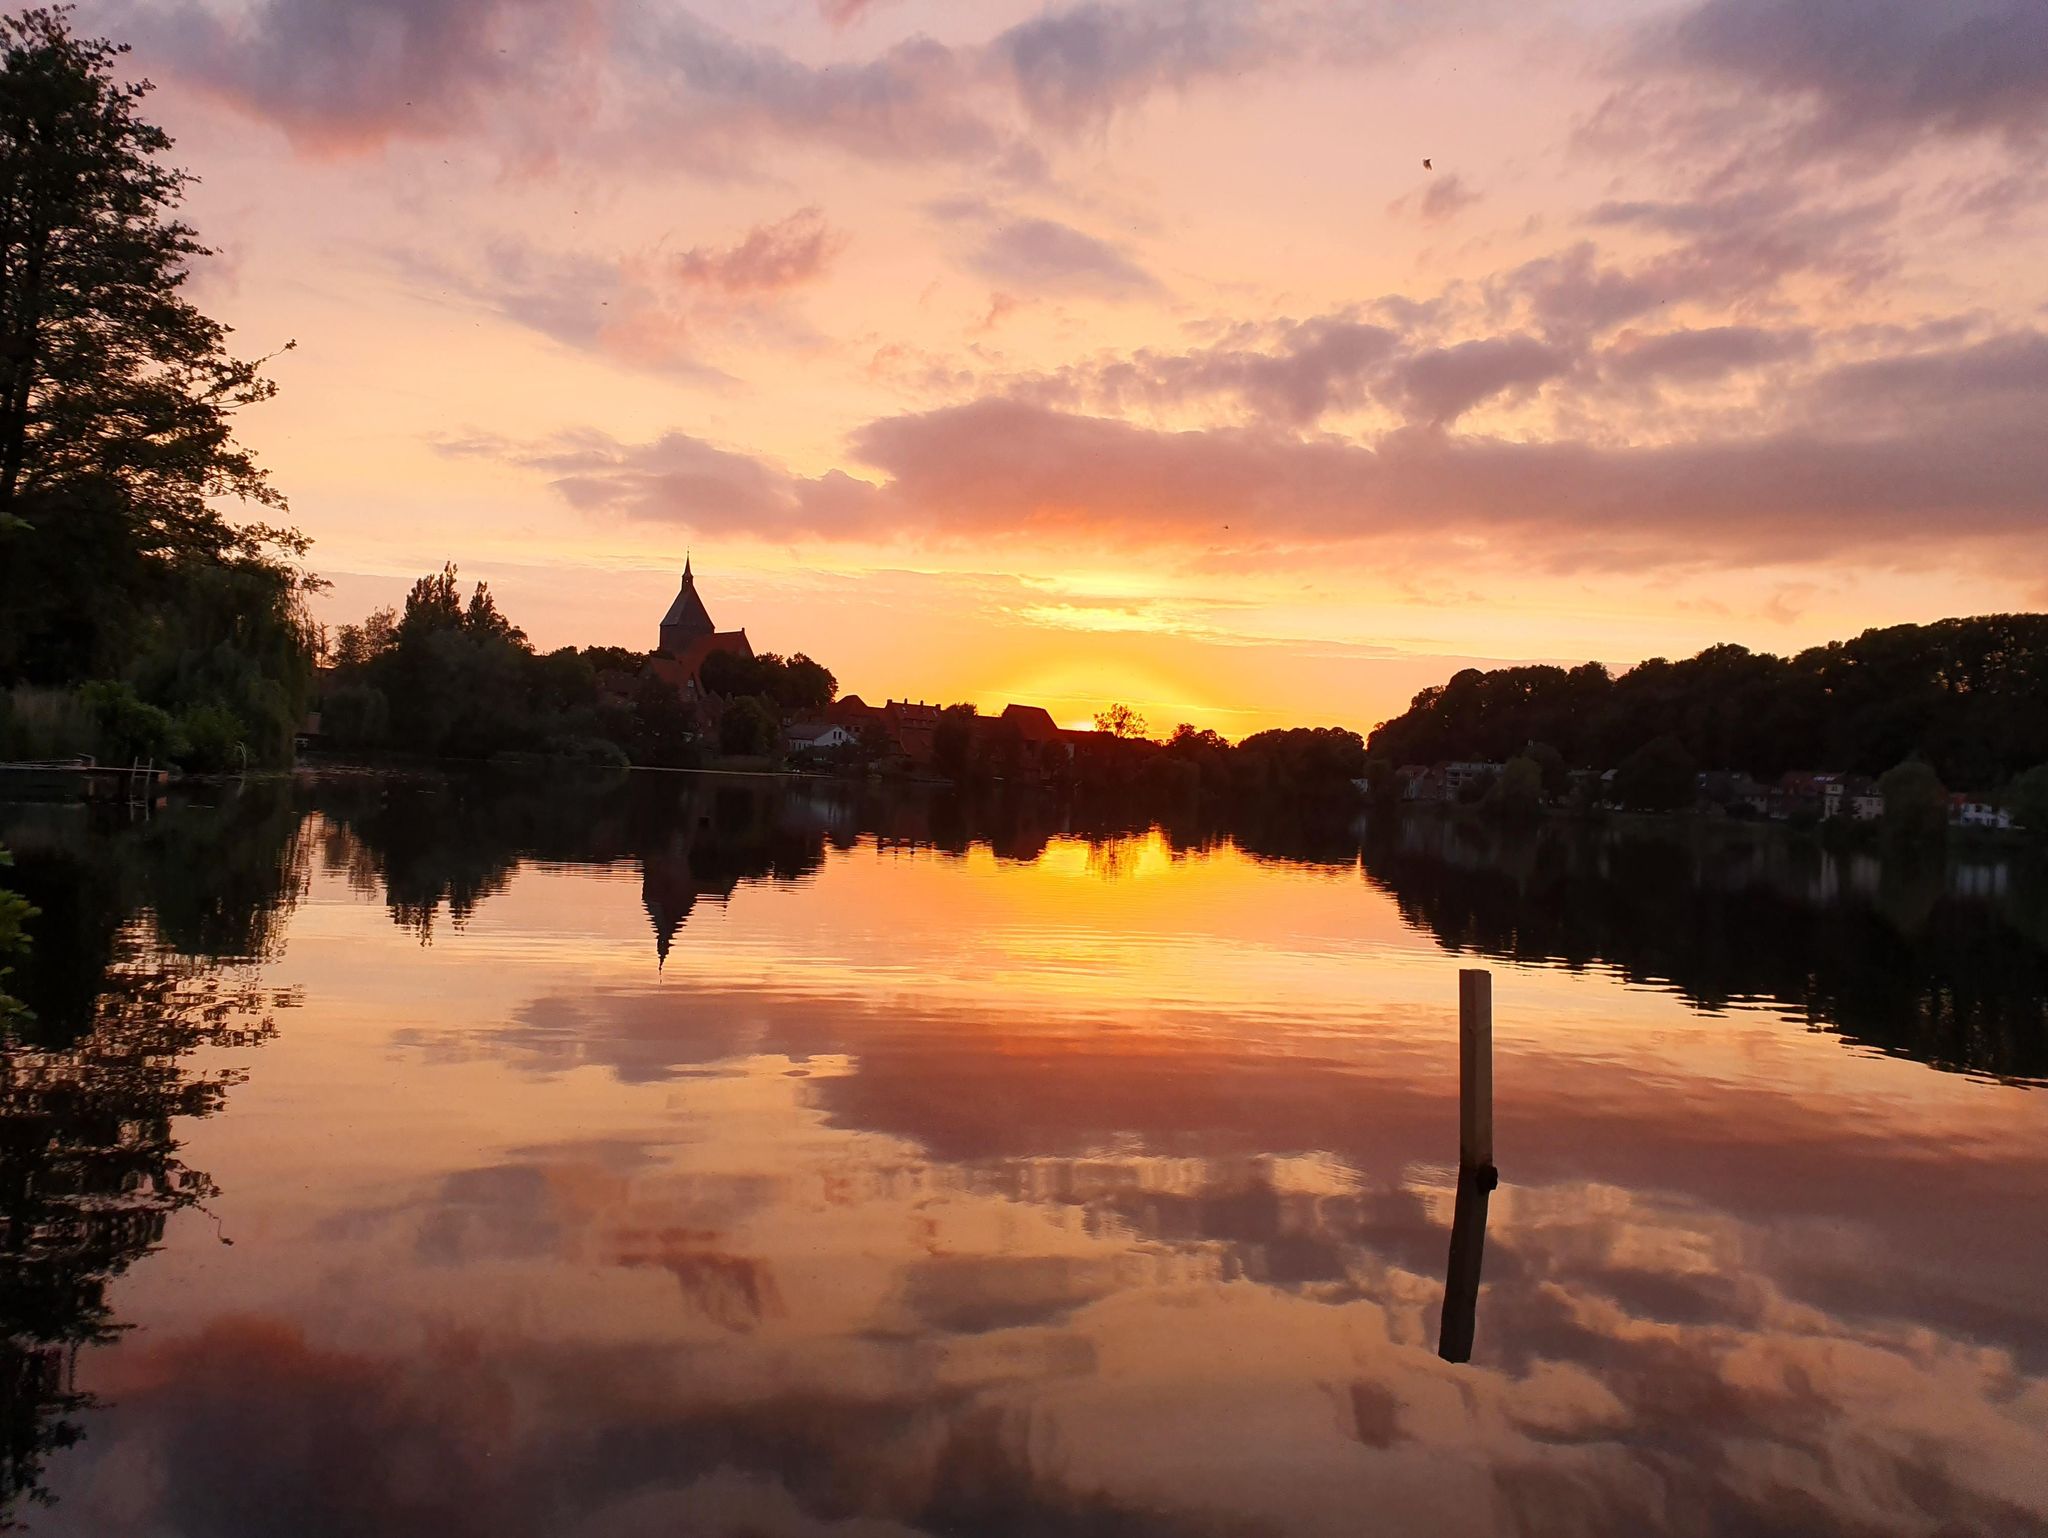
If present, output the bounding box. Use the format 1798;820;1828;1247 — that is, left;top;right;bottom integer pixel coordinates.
1458;967;1493;1170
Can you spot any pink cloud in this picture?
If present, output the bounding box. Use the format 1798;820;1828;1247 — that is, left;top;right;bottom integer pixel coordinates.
672;208;847;296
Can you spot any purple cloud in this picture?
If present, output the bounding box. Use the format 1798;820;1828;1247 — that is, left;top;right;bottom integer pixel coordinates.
1654;0;2048;149
969;217;1161;299
1602;325;1814;383
989;0;1277;132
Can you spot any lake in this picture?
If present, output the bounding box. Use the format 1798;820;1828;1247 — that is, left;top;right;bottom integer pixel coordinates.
3;771;2045;1537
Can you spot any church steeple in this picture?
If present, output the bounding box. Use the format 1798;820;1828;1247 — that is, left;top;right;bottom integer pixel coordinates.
658;556;716;654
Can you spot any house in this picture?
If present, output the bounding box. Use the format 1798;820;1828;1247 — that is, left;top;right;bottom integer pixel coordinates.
648;557;752;703
881;700;941;765
1698;770;1770;816
1443;762;1501;799
1769;771;1833;821
1397;764;1446;802
998;703;1063;743
1950;796;2013;830
786;721;856;752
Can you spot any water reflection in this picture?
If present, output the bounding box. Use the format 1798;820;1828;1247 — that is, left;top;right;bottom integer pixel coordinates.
1437;1164;1496;1364
1;774;2044;1536
1361;814;2048;1084
0;789;299;1520
305;776;2048;1086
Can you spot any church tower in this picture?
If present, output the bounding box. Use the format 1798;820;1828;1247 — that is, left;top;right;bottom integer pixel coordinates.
658;556;716;655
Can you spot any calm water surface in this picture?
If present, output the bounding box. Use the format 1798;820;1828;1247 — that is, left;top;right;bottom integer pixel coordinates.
3;772;2046;1537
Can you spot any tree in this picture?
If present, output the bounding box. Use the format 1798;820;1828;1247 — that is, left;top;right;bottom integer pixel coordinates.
1612;735;1697;812
933;702;978;782
0;9;309;689
2009;764;2048;835
0;844;32;1024
718;696;777;757
1488;756;1545;820
1094;702;1148;740
1879;759;1948;845
1524;741;1569;801
779;653;836;713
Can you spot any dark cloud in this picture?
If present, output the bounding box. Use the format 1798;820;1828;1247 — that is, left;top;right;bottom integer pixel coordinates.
467;309;2048;570
1067;315;1401;424
110;0;603;151
443;428;881;538
846;393;2048;567
1602;324;1814;383
107;0;1355;168
1807;328;2048;416
988;0;1278;133
626;11;996;167
1393;335;1570;424
1510;190;1894;342
969;217;1161;299
673;208;846;295
1653;0;2048;149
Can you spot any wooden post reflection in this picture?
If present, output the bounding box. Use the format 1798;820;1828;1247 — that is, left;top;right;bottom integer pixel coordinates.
1438;1161;1496;1362
1441;967;1498;1363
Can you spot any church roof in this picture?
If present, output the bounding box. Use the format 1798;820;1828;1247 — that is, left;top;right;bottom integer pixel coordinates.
660;558;715;639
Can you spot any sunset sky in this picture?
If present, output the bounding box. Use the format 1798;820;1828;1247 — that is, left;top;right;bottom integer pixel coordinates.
84;0;2048;734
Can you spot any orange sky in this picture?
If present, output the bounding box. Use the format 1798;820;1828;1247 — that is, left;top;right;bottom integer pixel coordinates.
83;0;2048;734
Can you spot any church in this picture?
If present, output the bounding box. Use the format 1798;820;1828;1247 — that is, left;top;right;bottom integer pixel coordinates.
644;558;752;701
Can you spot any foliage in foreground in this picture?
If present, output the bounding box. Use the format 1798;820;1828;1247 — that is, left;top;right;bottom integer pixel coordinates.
0;9;316;769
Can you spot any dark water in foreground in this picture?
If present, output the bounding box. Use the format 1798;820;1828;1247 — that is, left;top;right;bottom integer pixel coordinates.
2;771;2045;1537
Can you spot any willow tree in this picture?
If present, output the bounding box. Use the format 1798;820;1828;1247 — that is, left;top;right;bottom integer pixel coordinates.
0;7;311;731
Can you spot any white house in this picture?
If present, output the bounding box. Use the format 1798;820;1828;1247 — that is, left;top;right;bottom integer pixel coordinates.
1950;797;2013;830
786;721;856;752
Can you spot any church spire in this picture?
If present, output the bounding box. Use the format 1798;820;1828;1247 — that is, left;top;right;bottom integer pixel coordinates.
659;554;716;652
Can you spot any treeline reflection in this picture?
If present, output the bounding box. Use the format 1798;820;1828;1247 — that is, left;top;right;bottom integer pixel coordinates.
305;773;2048;1085
1;786;301;1521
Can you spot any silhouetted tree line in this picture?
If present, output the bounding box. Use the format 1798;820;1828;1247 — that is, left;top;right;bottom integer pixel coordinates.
1366;616;2048;793
0;11;317;772
924;706;1369;807
318;565;841;768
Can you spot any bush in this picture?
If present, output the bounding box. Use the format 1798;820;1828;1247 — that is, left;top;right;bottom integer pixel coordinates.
176;701;247;773
718;696;778;757
320;682;390;751
1613;735;1697;812
550;736;629;771
1;685;95;760
2009;764;2048;835
1879;759;1948;845
1487;756;1545;819
76;681;179;764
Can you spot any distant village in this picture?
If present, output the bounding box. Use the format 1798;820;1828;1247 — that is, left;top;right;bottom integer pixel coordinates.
607;564;2028;831
617;561;1097;775
1391;761;2015;830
